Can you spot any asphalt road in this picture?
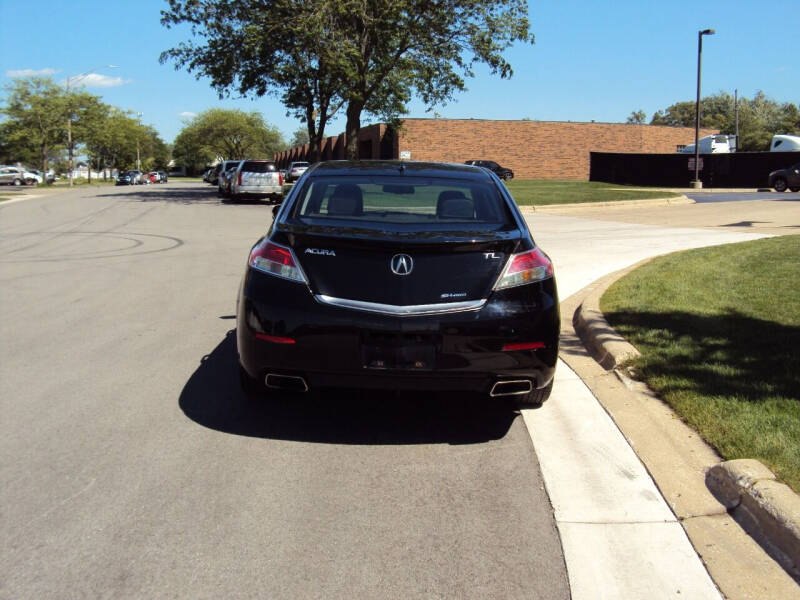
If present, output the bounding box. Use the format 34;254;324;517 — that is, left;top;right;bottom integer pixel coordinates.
0;184;569;599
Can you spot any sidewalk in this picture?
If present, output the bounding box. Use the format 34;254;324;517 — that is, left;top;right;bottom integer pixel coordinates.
561;266;800;599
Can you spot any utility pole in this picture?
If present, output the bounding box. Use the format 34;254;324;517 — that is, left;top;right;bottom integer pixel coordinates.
65;65;119;187
66;76;73;187
692;29;715;189
136;112;142;171
734;89;739;152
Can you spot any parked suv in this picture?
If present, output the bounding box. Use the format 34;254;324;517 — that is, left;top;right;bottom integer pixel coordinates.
464;160;514;180
0;166;41;185
226;159;283;203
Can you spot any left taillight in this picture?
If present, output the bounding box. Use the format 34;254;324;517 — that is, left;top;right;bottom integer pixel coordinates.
494;247;553;290
248;239;307;283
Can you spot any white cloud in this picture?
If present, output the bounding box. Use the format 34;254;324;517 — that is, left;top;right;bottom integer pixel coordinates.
180;111;197;118
5;67;60;77
71;73;132;88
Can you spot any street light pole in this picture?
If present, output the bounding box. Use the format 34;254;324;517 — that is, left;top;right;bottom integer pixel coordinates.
692;29;715;189
136;112;142;171
66;65;119;187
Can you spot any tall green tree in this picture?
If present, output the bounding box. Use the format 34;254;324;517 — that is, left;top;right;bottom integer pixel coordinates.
160;0;534;159
289;126;310;148
172;108;284;167
1;77;68;174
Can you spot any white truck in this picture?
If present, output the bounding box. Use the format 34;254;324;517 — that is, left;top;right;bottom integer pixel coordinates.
678;134;734;154
769;135;800;152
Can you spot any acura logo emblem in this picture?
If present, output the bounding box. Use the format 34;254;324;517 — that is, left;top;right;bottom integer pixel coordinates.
390;254;413;275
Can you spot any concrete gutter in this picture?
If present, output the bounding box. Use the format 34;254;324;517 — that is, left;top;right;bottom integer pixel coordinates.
520;194;693;212
562;265;800;598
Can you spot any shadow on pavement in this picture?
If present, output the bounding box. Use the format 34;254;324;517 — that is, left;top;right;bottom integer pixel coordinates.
96;184;275;206
179;329;518;445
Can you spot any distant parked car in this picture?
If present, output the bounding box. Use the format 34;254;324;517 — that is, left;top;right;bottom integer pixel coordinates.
0;166;41;185
286;161;309;183
768;163;800;192
464;160;514;180
29;169;55;184
116;170;143;185
158;171;168;183
225;159;283;203
217;160;242;196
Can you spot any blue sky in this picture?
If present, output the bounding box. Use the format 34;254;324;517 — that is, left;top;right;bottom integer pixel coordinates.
1;0;797;145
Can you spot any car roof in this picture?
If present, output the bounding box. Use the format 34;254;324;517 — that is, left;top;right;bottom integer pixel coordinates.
307;160;494;181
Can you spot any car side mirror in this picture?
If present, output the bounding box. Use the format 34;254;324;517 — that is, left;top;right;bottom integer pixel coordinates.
272;204;282;219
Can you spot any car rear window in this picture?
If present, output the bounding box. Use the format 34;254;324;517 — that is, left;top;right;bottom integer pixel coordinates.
292;162;309;168
291;176;511;224
241;161;276;173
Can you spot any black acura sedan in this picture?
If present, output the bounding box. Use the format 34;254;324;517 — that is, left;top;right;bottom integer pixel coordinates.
236;161;559;405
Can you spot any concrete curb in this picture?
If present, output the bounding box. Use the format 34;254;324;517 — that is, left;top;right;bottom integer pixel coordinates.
707;460;800;580
572;262;800;587
571;260;648;368
519;194;693;212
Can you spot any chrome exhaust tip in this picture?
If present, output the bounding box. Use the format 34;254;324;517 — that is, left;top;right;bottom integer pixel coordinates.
489;380;533;397
265;374;308;392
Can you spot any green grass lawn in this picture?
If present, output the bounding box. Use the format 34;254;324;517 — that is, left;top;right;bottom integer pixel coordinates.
505;179;672;205
601;236;800;491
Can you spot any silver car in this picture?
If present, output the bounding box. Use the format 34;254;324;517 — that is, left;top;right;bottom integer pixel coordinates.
0;166;41;186
226;159;283;203
286;161;309;183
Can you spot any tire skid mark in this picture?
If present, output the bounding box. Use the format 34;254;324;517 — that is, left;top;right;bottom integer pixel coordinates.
0;231;184;262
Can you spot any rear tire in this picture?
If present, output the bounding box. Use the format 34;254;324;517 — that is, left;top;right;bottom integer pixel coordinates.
773;177;788;192
13;178;22;186
516;380;553;408
790;187;800;193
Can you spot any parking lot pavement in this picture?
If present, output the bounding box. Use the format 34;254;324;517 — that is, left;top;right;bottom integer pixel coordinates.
539;194;800;237
0;183;569;599
687;191;800;203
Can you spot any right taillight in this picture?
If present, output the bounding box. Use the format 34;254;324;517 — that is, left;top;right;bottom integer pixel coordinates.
494;248;553;290
248;240;307;283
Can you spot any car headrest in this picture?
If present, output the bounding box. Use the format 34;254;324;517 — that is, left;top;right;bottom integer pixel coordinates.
328;184;364;216
437;190;475;219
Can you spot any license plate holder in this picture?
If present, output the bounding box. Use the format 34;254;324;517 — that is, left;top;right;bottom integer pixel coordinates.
361;332;437;370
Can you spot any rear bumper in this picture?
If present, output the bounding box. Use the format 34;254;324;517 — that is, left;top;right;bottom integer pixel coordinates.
237;269;559;394
232;186;283;199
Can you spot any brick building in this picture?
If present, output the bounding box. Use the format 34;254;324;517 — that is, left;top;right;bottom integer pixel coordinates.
274;119;717;180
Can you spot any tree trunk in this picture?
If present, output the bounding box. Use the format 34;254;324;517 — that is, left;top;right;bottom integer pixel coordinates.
41;143;48;178
344;101;363;160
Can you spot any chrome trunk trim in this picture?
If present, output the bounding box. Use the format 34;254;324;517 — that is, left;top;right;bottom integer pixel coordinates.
314;294;486;316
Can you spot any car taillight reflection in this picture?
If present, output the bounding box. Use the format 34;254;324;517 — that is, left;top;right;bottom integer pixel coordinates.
248;240;307;283
494;248;553;290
